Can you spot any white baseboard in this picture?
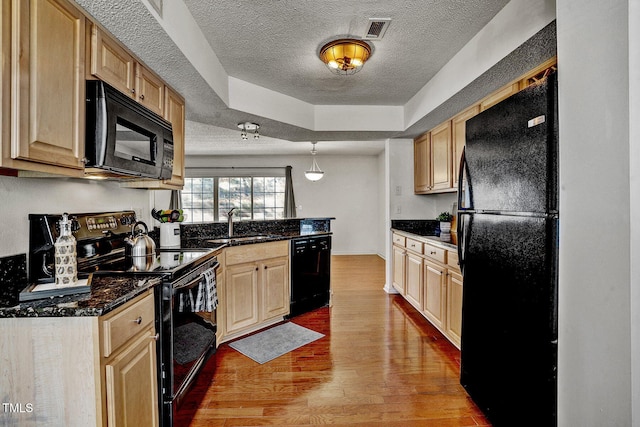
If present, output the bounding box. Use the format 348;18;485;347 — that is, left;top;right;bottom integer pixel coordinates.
383;283;399;294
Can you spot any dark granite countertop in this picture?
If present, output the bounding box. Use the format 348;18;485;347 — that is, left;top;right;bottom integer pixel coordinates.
183;230;333;248
0;274;163;318
0;218;335;318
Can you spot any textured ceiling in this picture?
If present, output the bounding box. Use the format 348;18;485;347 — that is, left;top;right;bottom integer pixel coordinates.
181;0;509;106
74;0;553;156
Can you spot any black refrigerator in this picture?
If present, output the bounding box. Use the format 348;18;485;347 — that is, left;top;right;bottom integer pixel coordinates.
457;72;558;426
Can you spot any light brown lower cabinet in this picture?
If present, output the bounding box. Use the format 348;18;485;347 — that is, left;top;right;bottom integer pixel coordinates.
423;259;446;330
391;232;462;349
261;256;290;320
100;291;158;427
218;240;290;343
225;262;260;334
405;252;423;310
0;289;159;427
104;325;158;427
392;244;407;295
446;270;463;347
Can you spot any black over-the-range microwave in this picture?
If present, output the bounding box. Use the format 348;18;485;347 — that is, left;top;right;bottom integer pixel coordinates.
85;80;174;179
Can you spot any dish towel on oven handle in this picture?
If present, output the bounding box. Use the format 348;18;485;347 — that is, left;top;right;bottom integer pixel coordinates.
178;267;218;312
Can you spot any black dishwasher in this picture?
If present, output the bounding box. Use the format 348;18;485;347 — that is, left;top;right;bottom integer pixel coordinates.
289;235;331;317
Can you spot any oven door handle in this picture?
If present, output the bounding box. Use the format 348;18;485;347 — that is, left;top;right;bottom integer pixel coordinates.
172;261;219;292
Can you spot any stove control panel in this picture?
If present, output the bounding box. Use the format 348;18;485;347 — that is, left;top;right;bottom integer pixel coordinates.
86;215;118;231
79;211;137;237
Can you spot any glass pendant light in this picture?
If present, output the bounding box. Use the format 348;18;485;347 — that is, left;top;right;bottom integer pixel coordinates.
305;142;324;181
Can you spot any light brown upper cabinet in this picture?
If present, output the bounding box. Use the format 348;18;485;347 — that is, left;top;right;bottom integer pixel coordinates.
90;26;164;116
413;121;454;195
90;25;135;97
1;0;185;182
162;87;186;187
135;64;164;116
4;0;86;176
91;24;185;189
480;82;520;112
430;121;452;192
414;57;557;195
413;132;431;193
452;105;480;189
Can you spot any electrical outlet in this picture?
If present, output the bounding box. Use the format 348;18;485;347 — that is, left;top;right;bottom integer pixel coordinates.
395;185;402;196
395;205;402;214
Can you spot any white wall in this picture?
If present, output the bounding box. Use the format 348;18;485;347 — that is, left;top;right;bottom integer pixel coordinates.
0;177;155;258
185;154;381;255
557;0;633;425
377;149;387;259
387;139;439;219
630;0;640;423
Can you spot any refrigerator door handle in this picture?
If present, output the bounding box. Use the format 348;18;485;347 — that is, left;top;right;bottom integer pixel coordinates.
457;147;468;274
457;213;466;274
457;147;472;211
457;147;466;208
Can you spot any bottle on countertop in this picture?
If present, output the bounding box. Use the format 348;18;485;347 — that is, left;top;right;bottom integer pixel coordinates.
54;213;77;287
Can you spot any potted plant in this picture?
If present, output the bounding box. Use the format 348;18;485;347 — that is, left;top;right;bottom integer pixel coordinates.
437;211;453;234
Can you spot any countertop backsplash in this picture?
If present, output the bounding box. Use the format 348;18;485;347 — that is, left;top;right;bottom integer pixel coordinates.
0;254;27;307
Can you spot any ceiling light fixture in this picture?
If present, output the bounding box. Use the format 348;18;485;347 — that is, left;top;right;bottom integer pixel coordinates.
319;38;371;75
305;142;324;181
238;122;260;140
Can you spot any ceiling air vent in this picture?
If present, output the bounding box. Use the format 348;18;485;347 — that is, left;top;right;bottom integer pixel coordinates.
364;18;391;40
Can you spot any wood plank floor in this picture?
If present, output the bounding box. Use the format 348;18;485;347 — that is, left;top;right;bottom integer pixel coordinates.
176;255;490;426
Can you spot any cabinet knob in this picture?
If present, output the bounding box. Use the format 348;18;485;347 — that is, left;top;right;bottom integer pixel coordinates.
131;88;135;94
151;333;159;341
255;267;259;271
140;94;145;100
430;251;436;255
264;265;268;269
134;316;142;325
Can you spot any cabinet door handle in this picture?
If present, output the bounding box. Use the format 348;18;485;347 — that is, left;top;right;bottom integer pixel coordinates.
131;88;135;94
255;267;259;271
151;333;159;341
134;316;142;325
430;251;436;255
264;266;268;269
140;94;145;100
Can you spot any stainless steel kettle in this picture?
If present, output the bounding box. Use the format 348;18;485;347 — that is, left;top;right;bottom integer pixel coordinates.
125;221;156;259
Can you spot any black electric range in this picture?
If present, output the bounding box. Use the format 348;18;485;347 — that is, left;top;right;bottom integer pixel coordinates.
28;211;219;427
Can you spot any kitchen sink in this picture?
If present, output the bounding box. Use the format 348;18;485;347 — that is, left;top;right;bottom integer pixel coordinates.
207;235;276;244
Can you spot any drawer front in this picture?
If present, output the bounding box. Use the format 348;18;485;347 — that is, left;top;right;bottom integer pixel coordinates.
225;240;289;266
392;233;405;246
447;250;460;270
424;244;446;264
405;238;423;254
102;292;155;358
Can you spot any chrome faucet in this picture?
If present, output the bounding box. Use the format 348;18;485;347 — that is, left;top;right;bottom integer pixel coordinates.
227;208;236;237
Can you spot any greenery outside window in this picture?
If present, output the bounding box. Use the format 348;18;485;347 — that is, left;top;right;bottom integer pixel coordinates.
181;176;286;223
